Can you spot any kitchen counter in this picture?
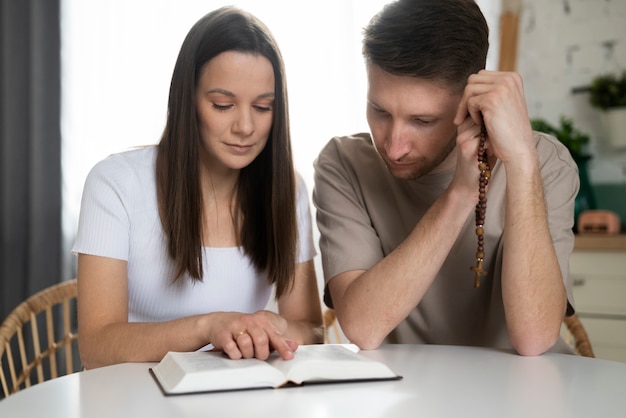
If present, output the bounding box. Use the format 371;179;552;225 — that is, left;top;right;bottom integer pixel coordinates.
573;234;626;251
570;234;626;363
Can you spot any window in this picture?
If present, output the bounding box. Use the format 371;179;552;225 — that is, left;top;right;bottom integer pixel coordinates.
61;0;499;279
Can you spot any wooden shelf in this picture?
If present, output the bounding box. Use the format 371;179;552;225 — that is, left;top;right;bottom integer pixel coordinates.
574;234;626;251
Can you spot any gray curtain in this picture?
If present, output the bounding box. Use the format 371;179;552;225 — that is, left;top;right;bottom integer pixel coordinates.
0;0;62;320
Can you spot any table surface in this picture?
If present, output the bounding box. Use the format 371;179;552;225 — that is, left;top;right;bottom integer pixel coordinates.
1;344;625;418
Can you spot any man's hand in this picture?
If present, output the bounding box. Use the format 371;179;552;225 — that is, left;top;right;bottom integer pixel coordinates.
454;70;536;166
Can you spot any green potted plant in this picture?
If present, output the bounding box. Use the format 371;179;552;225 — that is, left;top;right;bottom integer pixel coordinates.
588;70;626;148
530;115;590;160
530;116;596;229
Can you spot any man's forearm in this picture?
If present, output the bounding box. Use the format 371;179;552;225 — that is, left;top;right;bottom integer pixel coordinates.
334;186;476;349
501;161;567;355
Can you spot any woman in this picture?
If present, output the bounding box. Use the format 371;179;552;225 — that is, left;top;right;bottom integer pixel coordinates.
73;6;322;369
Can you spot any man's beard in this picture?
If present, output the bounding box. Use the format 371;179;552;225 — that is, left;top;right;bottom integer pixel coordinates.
377;135;456;181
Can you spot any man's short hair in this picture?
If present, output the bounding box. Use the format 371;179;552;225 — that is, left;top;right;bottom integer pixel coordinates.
363;0;489;92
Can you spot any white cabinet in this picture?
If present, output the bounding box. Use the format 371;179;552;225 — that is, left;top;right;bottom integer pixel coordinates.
568;239;626;363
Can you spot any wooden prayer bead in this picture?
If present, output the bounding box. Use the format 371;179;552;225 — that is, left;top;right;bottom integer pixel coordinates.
470;125;490;288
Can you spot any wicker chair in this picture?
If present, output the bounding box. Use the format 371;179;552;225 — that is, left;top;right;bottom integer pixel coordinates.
0;279;80;398
563;314;595;358
323;309;344;344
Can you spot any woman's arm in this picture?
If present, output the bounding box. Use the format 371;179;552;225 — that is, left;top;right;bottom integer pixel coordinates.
77;253;209;368
277;259;324;345
77;254;319;369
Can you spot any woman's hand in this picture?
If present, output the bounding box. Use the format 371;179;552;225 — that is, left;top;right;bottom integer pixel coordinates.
206;310;298;361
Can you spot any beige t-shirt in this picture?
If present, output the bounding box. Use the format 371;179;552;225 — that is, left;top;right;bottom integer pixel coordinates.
313;132;578;353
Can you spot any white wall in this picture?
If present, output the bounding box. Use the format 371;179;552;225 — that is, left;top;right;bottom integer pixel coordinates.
61;0;499;302
61;0;387;283
517;0;626;183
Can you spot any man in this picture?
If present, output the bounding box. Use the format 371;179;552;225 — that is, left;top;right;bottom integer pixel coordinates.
313;0;578;355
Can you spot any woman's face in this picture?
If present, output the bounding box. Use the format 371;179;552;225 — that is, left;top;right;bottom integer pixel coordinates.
196;51;275;173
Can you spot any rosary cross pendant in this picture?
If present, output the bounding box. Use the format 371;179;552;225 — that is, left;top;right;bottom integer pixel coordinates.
470;259;487;288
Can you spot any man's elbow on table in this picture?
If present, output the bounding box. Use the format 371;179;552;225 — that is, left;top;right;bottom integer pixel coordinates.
341;322;386;351
511;333;559;357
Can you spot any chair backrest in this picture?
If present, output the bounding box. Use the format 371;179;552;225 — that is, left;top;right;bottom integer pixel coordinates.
323;309;348;344
563;314;595;358
0;278;80;398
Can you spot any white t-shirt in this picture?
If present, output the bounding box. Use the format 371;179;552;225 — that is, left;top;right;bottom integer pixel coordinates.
72;146;316;322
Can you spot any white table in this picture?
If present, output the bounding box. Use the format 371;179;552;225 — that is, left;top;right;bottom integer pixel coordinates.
1;344;625;417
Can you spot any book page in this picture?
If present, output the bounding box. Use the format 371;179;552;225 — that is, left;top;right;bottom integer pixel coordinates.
152;351;287;394
268;344;399;385
152;345;400;395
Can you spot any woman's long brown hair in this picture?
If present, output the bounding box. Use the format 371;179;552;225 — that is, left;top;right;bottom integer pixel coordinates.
156;6;296;298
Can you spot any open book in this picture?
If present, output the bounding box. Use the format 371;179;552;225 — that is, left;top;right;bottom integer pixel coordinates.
150;344;401;395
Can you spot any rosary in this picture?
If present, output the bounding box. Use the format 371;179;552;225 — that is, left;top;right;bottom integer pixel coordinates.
470;125;491;288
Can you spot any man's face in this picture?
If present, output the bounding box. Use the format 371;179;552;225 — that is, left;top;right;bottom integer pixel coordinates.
366;63;461;180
